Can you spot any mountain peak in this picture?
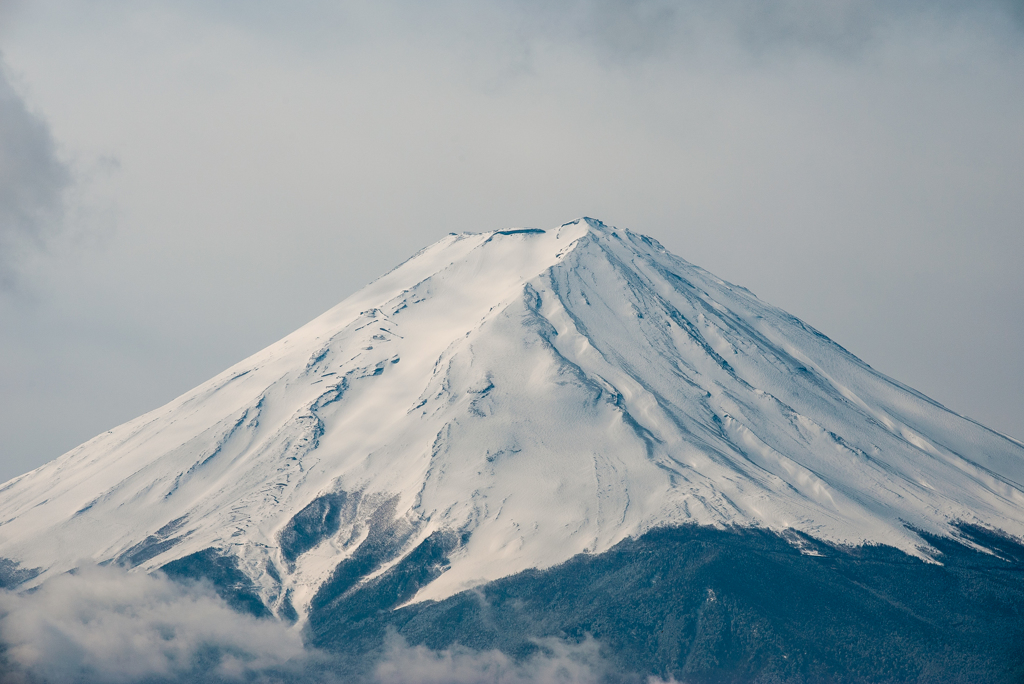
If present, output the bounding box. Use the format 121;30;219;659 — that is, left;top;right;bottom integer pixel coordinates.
564;215;608;230
1;219;1021;624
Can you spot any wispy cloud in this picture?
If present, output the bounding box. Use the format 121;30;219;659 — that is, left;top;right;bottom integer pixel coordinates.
0;53;70;288
501;0;1024;65
375;633;609;684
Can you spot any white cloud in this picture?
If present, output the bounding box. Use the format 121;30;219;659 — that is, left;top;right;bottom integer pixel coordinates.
0;565;313;683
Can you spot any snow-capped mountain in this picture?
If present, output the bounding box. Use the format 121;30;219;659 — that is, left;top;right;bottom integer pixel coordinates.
1;218;1022;624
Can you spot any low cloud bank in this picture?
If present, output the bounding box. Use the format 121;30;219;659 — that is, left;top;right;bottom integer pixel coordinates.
0;565;625;683
0;565;316;683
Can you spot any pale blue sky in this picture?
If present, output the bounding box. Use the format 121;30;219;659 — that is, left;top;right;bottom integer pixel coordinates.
0;0;1022;482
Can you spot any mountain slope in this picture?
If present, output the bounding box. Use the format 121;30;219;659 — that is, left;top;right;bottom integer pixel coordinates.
0;218;1022;625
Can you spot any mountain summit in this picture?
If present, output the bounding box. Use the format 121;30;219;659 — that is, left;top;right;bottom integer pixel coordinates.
1;218;1022;627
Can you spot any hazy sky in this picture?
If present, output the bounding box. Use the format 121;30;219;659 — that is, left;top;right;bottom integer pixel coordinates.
0;0;1022;483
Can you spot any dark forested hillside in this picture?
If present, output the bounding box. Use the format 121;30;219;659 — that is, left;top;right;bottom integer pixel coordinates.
307;524;1024;683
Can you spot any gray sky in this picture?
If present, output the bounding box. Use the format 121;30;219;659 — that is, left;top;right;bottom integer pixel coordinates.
0;0;1022;483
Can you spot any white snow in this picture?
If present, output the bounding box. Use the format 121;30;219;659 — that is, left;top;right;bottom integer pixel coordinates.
1;218;1022;619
